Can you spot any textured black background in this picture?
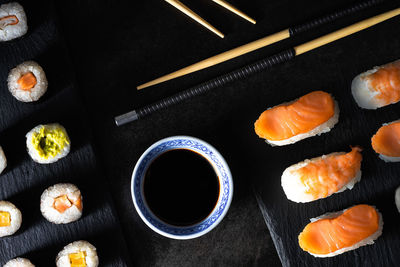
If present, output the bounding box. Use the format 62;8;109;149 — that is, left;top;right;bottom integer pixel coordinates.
52;0;400;266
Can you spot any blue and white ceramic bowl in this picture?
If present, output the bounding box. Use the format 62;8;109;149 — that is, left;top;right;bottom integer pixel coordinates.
131;136;233;240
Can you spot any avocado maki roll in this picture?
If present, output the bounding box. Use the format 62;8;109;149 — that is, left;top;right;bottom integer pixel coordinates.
26;123;70;164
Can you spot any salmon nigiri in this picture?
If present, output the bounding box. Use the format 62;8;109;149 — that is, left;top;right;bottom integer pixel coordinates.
281;147;362;203
299;204;383;257
396;186;400;214
352;60;400;109
254;91;339;146
371;120;400;162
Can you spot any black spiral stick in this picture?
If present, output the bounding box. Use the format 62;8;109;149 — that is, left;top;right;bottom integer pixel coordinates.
115;0;387;126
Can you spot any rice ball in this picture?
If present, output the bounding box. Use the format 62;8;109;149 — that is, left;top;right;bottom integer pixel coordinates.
26;123;70;164
0;2;28;42
8;61;48;102
3;257;34;267
56;240;99;267
40;183;83;224
0;146;7;175
0;201;22;237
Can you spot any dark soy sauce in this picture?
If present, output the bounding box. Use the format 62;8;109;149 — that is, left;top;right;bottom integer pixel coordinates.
144;149;220;226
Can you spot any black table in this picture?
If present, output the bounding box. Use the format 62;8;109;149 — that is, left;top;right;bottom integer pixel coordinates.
53;0;396;265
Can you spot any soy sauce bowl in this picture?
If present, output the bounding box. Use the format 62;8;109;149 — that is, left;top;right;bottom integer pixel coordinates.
131;136;233;240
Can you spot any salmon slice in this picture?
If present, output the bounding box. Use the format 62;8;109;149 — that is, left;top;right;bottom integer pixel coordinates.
371;121;400;161
0;15;19;29
69;251;87;267
299;205;382;257
254;91;338;145
53;195;72;213
282;147;362;203
17;72;37;91
0;211;11;227
368;61;400;106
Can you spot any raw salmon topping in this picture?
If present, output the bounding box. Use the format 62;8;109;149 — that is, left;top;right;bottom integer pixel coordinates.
17;72;37;91
296;147;362;199
0;15;19;29
371;122;400;157
69;251;87;267
0;211;11;227
254;91;335;141
367;61;400;105
299;205;379;255
54;195;72;213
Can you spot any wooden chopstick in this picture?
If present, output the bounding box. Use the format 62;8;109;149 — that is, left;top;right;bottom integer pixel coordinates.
212;0;256;24
138;0;384;90
117;6;400;126
165;0;224;38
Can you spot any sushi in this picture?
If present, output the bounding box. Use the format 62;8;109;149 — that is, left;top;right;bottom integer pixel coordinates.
0;201;22;237
371;120;400;162
8;61;48;102
352;59;400;109
281;147;362;203
254;91;339;146
396;186;400;213
0;146;6;175
40;183;83;224
26;123;70;164
3;258;34;267
0;2;28;42
298;204;383;257
56;240;99;267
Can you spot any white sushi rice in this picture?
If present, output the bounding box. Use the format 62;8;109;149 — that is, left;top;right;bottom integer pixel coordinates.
8;61;48;102
281;151;361;203
40;183;83;224
0;2;28;42
56;240;99;267
26;123;70;164
395;186;400;214
264;100;340;146
0;146;7;175
304;206;383;257
3;257;35;267
351;60;400;109
0;201;22;237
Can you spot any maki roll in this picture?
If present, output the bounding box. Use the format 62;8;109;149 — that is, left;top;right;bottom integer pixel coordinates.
26;123;70;164
8;61;48;102
0;146;6;175
0;201;22;237
40;183;83;224
254;91;339;146
56;240;99;267
0;2;28;42
4;258;34;267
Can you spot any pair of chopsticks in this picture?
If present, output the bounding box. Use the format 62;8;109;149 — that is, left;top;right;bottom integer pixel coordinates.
139;0;383;90
165;0;256;39
116;2;400;126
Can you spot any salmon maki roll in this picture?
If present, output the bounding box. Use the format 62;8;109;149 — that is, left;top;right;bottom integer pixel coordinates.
56;240;99;267
0;2;28;42
298;204;383;257
40;183;83;224
371;120;400;162
281;147;362;203
352;60;400;109
254;91;339;146
4;258;35;267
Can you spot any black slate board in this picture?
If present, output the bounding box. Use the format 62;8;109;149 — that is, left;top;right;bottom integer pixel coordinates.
251;1;400;266
0;0;129;265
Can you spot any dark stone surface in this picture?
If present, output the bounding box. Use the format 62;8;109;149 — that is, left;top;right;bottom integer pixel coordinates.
0;0;129;265
53;0;400;266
